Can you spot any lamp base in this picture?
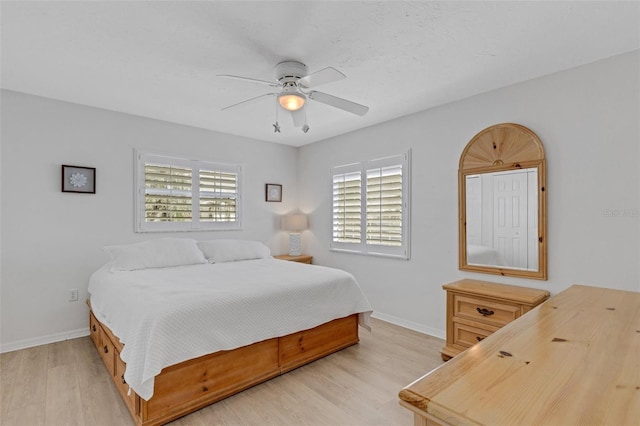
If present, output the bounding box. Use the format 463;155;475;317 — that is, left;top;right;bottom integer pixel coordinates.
288;233;302;256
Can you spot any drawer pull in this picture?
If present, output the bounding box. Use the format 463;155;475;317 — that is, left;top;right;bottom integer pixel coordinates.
476;336;485;342
477;307;494;316
92;325;97;332
121;374;126;385
103;345;109;354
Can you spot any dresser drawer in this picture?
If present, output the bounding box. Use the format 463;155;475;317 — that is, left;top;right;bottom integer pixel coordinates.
453;294;521;327
453;321;494;349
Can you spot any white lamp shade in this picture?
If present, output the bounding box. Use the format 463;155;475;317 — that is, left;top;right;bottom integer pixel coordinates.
281;214;308;232
278;93;305;111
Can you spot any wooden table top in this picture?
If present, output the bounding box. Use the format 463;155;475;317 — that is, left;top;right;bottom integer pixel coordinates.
399;285;640;425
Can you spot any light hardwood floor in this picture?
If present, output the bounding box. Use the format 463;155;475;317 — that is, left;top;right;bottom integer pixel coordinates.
0;318;444;426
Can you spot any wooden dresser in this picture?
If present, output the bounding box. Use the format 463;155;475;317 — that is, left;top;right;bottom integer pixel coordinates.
441;279;549;360
400;285;640;426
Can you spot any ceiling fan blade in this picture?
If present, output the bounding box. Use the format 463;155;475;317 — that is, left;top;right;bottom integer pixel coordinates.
217;74;279;87
221;93;276;111
299;67;346;88
308;91;369;116
291;107;306;127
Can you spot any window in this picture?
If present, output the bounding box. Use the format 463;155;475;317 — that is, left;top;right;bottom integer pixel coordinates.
331;151;410;259
135;151;242;232
332;168;362;244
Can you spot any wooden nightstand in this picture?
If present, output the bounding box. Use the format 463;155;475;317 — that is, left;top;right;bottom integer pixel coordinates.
274;254;313;264
441;279;549;361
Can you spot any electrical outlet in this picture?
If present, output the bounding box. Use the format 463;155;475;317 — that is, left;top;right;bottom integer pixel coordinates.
68;288;78;302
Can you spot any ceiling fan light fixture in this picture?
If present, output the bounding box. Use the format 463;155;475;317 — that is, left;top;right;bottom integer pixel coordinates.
278;93;305;111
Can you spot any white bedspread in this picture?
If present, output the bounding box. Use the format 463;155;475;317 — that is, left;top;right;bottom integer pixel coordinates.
467;244;507;266
88;258;372;400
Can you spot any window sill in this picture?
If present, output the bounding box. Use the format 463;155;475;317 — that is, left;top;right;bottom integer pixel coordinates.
329;247;410;260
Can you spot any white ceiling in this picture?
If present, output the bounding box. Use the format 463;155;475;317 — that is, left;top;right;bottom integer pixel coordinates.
2;1;639;147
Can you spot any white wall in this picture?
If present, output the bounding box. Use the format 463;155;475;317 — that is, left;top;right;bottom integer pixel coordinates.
299;50;640;337
2;50;638;351
0;90;299;351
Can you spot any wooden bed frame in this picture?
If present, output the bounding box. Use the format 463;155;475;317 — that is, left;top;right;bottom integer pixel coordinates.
89;309;360;426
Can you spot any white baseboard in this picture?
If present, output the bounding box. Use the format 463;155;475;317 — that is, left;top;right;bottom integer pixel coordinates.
371;312;445;340
0;327;90;354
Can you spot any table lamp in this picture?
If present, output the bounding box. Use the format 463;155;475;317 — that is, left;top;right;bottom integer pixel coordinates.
281;214;308;256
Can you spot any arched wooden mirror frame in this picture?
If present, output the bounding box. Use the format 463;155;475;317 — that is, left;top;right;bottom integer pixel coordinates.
459;123;547;280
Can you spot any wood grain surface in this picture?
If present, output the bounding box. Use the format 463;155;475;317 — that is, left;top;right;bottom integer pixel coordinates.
400;285;640;426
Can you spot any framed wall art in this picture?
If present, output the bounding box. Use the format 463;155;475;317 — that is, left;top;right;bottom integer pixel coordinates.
62;165;96;194
265;183;282;202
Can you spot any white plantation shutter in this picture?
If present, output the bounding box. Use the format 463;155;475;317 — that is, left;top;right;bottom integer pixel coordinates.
366;164;403;246
331;151;410;259
136;152;242;232
332;168;362;245
199;169;238;223
144;163;193;223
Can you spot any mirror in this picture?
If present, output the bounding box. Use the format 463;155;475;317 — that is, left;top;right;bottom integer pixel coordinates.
459;123;547;280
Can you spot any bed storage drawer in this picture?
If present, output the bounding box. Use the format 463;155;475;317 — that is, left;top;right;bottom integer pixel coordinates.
98;327;116;376
90;311;121;378
89;312;101;348
145;338;280;423
114;354;137;417
279;314;359;372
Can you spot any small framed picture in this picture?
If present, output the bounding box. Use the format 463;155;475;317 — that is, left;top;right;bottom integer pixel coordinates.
265;183;282;202
62;165;96;194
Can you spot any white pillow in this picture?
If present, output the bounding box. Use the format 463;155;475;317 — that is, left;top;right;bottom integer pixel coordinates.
105;238;207;271
197;239;271;263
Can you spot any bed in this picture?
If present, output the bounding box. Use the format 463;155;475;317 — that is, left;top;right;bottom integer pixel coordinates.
466;244;507;266
87;238;372;426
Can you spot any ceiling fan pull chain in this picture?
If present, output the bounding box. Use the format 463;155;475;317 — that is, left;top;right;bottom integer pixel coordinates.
273;99;281;133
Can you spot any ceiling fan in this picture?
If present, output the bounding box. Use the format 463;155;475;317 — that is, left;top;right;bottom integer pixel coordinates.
218;61;369;133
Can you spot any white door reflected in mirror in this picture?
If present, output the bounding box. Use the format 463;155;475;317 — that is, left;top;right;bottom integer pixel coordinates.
465;168;538;271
